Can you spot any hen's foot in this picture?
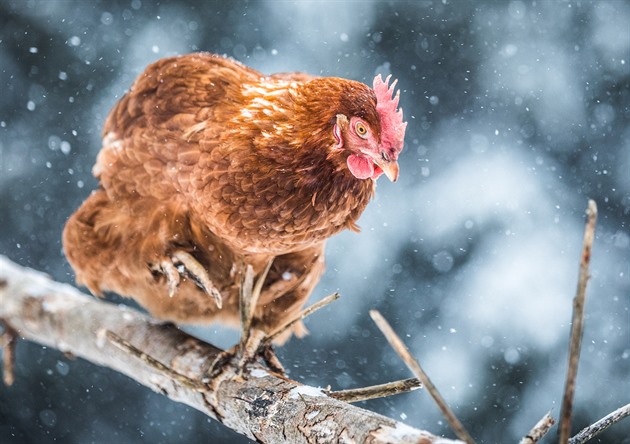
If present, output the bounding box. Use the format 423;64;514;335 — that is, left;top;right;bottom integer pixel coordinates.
206;328;285;379
206;260;285;378
151;250;222;308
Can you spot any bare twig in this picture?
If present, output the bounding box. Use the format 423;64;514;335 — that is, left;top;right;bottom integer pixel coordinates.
240;260;274;341
239;264;256;341
569;402;630;444
558;199;598;444
264;292;340;344
105;330;203;391
519;411;555;444
0;320;17;386
370;310;476;444
327;377;422;403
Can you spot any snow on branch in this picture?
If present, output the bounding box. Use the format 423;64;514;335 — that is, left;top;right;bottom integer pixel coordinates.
0;255;460;444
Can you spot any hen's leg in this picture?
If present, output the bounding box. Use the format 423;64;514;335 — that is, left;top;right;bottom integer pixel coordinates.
238;261;284;372
152;251;222;309
208;260;284;376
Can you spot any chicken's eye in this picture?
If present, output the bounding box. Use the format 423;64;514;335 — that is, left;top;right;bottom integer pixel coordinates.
355;121;368;139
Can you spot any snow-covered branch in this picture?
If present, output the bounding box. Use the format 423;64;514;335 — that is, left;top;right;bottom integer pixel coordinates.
0;255;460;444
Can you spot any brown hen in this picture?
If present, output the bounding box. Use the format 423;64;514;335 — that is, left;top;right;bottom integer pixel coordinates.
63;52;406;345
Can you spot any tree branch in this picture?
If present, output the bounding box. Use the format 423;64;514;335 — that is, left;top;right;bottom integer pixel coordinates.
569;403;630;444
0;320;17;386
327;377;422;403
0;255;460;444
519;411;555;444
558;199;597;444
370;310;476;444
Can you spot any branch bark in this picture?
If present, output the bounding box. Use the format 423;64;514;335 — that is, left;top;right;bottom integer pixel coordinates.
0;255;460;444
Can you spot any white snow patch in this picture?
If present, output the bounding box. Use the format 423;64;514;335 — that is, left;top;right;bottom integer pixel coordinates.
95;328;107;348
305;410;320;420
249;368;270;378
148;374;170;390
372;422;426;441
288;385;326;399
41;297;71;313
281;271;294;281
55;340;70;353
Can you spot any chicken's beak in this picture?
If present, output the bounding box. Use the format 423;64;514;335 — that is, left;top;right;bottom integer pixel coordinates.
375;159;400;182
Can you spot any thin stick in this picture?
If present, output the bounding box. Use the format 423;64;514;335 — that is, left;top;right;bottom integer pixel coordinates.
519;411;555;444
558;200;598;444
328;377;422;403
569;402;630;444
264;292;340;344
370;310;476;444
252;260;274;307
240;261;273;345
0;322;17;386
105;330;203;391
239;265;256;340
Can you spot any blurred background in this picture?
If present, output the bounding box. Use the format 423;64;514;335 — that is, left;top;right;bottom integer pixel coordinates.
1;0;628;442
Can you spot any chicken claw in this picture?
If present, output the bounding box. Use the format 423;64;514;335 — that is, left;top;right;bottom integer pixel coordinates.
205;260;285;377
158;259;181;297
169;250;222;309
207;328;285;379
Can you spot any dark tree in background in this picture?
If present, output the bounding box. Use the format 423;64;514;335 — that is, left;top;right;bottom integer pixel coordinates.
0;1;628;443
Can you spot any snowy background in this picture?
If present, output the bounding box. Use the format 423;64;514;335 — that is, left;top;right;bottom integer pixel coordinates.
1;0;629;442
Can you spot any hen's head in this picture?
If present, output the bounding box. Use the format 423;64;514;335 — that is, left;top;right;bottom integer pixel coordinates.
332;74;407;182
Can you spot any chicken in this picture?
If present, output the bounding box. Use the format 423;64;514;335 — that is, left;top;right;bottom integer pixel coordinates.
62;53;407;350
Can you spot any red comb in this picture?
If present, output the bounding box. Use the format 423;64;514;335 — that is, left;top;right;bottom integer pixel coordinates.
373;74;407;155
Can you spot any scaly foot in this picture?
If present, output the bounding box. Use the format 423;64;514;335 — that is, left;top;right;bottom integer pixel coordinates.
206;328;285;378
206;260;285;378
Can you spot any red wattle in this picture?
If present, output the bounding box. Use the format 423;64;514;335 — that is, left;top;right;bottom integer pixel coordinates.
347;154;374;180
